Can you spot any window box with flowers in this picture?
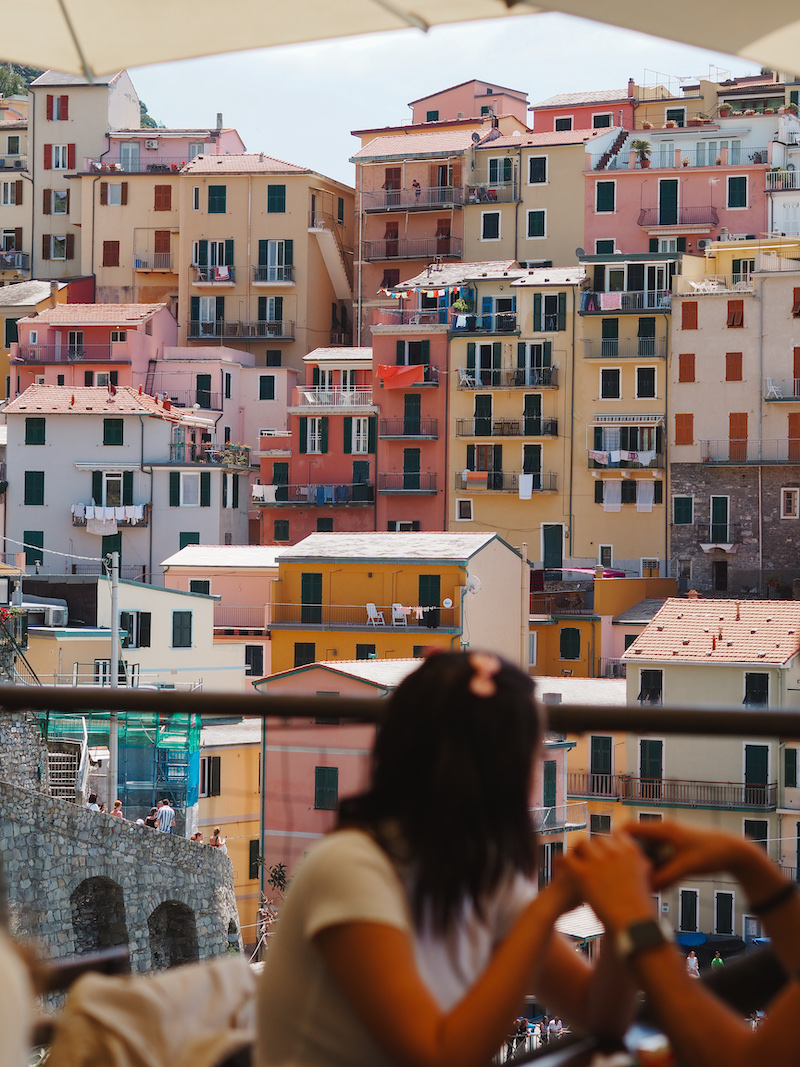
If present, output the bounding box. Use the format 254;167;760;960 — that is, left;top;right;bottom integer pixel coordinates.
0;606;28;659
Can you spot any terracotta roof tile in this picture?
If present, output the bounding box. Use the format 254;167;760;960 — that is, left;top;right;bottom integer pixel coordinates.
352;129;478;161
19;303;168;326
182;153;309;175
4;385;206;425
623;597;800;666
477;128;612;149
532;89;628;109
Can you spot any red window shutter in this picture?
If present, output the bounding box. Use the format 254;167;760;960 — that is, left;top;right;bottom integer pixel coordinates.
154;229;170;254
42;235;51;261
46;95;54;120
790;414;800;461
65;233;75;259
121;182;128;205
729;412;747;461
725;352;743;381
42;189;51;214
43;144;52;170
727;299;743;327
154;185;171;210
15;181;22;206
675;413;693;445
681;301;698;330
678;353;695;382
67;144;76;170
103;241;120;267
60;95;69;121
13;228;21;250
100;182;108;205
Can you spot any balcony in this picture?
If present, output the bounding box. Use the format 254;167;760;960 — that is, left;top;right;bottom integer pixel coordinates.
168;443;251;467
213;605;269;633
466;182;518;204
270;602;458;631
159;389;222;410
530;591;592;616
764;378;800;400
15;344;115;363
700;439;800;463
0;156;28;172
134;253;174;271
252;481;374;505
252;265;295;284
363;237;463;261
589;451;664;470
0;251;30;271
188;320;294;341
84;155;187;174
379;417;438;439
533;802;588;833
192;265;236;285
457;366;558;389
362;185;464;211
372;307;451;327
580;291;671;315
767;170;800;191
567;772;777;810
675;274;754;295
378;472;438;494
451;312;518;334
637;206;719;228
596;145;768;170
291;387;374;408
454;470;558;492
72;503;150;527
582;338;667;358
456;417;558;438
694;522;742;546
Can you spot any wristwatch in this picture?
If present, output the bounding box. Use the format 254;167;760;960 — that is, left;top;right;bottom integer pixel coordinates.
614;918;671;959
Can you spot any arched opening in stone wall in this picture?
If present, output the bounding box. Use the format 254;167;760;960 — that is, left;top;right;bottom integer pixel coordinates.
70;877;129;954
148;900;199;969
227;918;240;952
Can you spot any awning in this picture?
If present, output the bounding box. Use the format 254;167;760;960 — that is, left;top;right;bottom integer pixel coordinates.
376;364;425;389
555;904;605;942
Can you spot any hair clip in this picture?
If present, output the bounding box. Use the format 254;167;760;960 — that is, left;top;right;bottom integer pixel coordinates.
468;652;501;697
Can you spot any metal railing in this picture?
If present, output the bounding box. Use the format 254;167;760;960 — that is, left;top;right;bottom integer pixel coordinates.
637;206;719;227
764;378;800;400
85;156;188;174
581;338;667;359
768;170;800;191
454;470;558;492
253;265;295;283
72;503;150;527
270;602;457;629
363;237;463;260
362;185;464;211
0;251;29;270
700;439;800;463
158;389;222;410
252;482;374;504
378;472;438;493
456;417;558;438
457;367;558;389
291;387;373;407
533;802;588;832
567;772;777;810
15;344;114;363
168;443;251;467
597;145;767;170
193;265;236;284
530;592;592;616
213;605;269;631
580;291;671;314
188;320;295;340
134;253;173;270
692;522;742;544
379;417;438;438
372;308;451;327
0;156;28;172
466;182;518;204
674;274;755;295
452;312;518;333
588;451;664;470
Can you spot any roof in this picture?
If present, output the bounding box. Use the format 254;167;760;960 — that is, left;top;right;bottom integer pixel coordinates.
281;532;500;563
0;281;66;308
613;598;670;626
535;677;627;706
393;261;521;289
556;904;605;941
161;545;286;569
18;303;168;327
532;89;629;109
4;385;209;425
511;267;586;288
352;129;479;161
409;79;528;105
623;597;800;666
201;720;263;748
475;128;611;149
182;153;309;175
263;658;422;690
31;70;122;87
304;347;373;364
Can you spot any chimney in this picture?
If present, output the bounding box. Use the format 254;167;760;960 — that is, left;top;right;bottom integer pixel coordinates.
216;112;223;130
628;78;635;98
687;589;699;599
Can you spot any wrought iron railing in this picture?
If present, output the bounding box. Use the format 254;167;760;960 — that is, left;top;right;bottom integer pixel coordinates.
567;772;777;810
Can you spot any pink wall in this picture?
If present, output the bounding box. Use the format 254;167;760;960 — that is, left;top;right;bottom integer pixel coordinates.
533;102;633;133
410;83;528;124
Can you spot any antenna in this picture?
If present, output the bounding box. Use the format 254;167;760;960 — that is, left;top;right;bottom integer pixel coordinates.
471;131;481;144
465;575;482;595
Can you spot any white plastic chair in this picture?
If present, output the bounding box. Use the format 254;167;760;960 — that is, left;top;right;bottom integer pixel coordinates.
366;603;385;625
391;604;407;626
459;368;476;387
765;378;783;399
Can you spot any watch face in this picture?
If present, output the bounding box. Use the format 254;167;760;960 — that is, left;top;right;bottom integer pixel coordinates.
619;919;668;957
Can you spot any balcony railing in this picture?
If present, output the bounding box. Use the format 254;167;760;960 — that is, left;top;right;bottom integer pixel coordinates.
362;185;464;211
378;472;438;493
457;366;558;389
134;253;174;271
700;439;800;463
213;605;269;632
0;251;30;271
637;206;719;227
270;602;458;629
168;443;251;467
767;170;800;191
193;265;236;284
188;320;294;340
533;802;588;833
363;237;463;260
252;481;374;504
454;470;558;492
452;312;518;334
159;389;222;410
72;503;150;527
567;772;777;810
466;182;518;204
581;339;667;358
693;522;742;544
456;417;558;438
588;451;664;470
85;156;188;174
596;145;768;170
379;417;438;438
372;308;451;327
291;387;373;407
764;378;800;400
252;265;295;283
580;291;671;314
15;344;114;363
530;592;592;616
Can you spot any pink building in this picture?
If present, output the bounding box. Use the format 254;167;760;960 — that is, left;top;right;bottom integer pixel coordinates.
530;85;635;134
84;123;246;174
409;80;529;126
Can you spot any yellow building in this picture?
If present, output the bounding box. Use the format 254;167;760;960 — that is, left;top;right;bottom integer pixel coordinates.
0;279;67;399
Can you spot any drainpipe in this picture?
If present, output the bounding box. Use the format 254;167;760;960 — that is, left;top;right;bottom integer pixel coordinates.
758;276;764;590
663;307;670;574
139;415;154;583
567;284;576;561
356;165;363;347
520;541;528;669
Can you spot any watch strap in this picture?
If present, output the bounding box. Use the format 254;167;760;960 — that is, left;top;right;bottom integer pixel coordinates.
615;918;671;959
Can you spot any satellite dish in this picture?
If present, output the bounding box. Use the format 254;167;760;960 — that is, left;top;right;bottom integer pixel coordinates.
465;576;482;595
471;131;481;144
575;247;585;257
443;597;453;609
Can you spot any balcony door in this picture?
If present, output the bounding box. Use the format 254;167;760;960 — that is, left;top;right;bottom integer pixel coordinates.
119;142;140;170
542;524;562;578
418;574;440;629
744;743;769;805
523;394;542;436
658;179;678;226
300;572;322;625
640;739;663;800
403;394;421;436
710;496;729;543
590;735;612;794
729;412;747;462
543;759;557;811
474;394;492;436
523;444;542;490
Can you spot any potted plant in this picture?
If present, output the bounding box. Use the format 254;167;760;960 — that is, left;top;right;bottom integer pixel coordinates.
665;119;677;128
452;297;472;313
787;101;799;115
715;156;722;165
630;139;652;168
745;109;756;115
719;103;732;117
682;156;691;167
732;110;743;117
642;121;653;130
765;107;775;114
688;117;703;127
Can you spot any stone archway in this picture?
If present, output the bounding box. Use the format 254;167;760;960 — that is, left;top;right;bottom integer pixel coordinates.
147;900;199;969
70;876;129;954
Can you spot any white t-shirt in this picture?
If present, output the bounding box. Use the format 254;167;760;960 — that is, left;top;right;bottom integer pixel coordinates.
0;930;32;1067
256;829;537;1067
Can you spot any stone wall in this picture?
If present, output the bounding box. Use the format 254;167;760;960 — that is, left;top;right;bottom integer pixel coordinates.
0;711;50;794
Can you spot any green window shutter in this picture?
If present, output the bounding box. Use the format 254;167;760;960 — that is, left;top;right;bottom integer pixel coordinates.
298;416;307;454
543;341;552;366
24;471;44;506
172;610;192;647
267;185;286;213
197;240;208;266
314;766;338;810
208;185;226;213
396;339;405;365
466;342;475;371
122;470;133;506
343;416;352;454
466;444;475;469
560;627;580;659
420;339;430;365
258;240;267;266
590;736;612;775
284;239;293;265
673;496;693;524
492;342;501;368
85;371;94;387
4;317;19;347
543;760;557;809
273;296;283;322
596;181;615;212
259;375;275;400
233;474;239;509
190;296;199;325
23;531;44;566
594;480;604;503
320;416;328;454
258;296;267;321
517;342;526;368
215;295;225;321
200;470;211;507
103;418;123;445
786;748;798;789
92;470;103;503
222;473;228;508
25;418;46;445
677;237;686;252
139;612;151;647
533;292;542;332
649;238;659;253
367;416;376;453
169;471;180;507
654;480;663;504
493;443;503;473
224;238;234;264
557;292;566;331
179;532;200;549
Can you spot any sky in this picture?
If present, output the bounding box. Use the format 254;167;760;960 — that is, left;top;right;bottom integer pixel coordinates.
128;12;759;187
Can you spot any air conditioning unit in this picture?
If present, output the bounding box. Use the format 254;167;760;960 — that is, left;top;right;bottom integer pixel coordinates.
44;606;68;627
145;139;159;150
13;159;23;169
697;239;712;251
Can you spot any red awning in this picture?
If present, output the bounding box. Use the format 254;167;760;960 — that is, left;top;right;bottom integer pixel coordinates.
376;364;425;389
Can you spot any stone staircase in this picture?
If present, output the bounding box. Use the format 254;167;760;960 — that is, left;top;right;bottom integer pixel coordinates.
595;129;629;170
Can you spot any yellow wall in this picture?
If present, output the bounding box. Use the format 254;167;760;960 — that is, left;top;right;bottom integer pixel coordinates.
593;576;678;616
532;617;598;678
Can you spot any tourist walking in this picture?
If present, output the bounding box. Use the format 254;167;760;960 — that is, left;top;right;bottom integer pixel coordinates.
156;799;175;834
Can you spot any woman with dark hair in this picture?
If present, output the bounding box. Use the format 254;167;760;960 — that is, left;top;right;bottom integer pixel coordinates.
256;652;634;1067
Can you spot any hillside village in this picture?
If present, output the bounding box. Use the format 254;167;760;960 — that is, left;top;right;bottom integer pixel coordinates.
0;65;800;964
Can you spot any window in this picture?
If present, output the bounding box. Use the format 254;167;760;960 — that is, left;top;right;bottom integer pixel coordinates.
595;181;615;213
781;488;799;519
105;183;125;206
171;610;192;648
595;239;615;254
248;840;260;880
744;819;768;850
294;642;315;667
590;814;611;835
242;644;264;678
305;416;325;454
725;352;743;380
727;300;744;328
744;673;769;707
192;186;200;211
119;610;151;649
52;144;69;169
154;185;171;211
7;135;19;155
259;375;275;400
678;353;695;382
682;301;698;330
267;185;286;213
337;197;344;224
675;413;694;445
560;627;580;660
637;367;656;398
727;175;747;208
351;416;370;454
24;471;44;506
638;669;663;704
592;113;612;128
455;498;473;521
679;889;698;932
673;496;693;524
381;268;400;289
600;368;621;399
189;580;210;595
665;107;686;126
47;94;69;120
488;157;512;184
170;470;210;508
554;116;572;131
198;755;221;798
1;181;19;205
715;891;734;935
314;766;338;810
274;519;289;542
785;747;798;789
527;209;546;238
23;531;44;566
528;156;547;184
481;212;500;240
316;518;334;532
50;235;67;260
103;418;123;445
208;185;226;213
179;532;200;550
102;240;120;267
25;418;45;445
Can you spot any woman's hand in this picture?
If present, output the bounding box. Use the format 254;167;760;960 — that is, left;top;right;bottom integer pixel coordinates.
625;821;769;892
559;833;655;935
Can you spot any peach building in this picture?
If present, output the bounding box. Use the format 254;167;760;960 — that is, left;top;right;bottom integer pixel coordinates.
0;280;67;400
0;93;30;284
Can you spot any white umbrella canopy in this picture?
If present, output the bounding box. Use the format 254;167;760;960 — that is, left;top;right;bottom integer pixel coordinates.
1;0;799;80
